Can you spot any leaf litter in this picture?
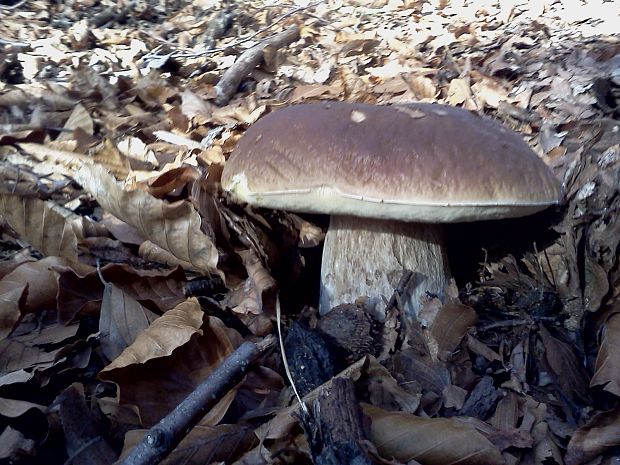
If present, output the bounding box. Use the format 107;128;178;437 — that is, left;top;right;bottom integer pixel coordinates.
0;0;619;463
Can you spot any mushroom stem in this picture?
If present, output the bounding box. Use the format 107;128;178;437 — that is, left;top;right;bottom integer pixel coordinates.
319;215;450;319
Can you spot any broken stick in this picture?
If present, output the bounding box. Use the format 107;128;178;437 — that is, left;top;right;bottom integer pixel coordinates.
214;25;300;106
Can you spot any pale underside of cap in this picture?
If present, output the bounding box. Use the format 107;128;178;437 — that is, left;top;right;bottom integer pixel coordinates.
221;101;562;223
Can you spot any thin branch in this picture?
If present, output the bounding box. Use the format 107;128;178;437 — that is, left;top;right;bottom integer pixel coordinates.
143;0;322;61
0;0;28;10
118;335;276;465
214;25;300;106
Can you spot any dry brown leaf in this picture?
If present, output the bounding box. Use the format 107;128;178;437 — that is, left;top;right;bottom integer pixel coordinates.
405;75;438;100
181;89;214;120
0;426;35;460
363;404;505;465
539;325;589;400
0;257;84;340
100;298;203;372
100;264;186;312
138;240;204;273
591;309;620;396
0;195;87;262
365;357;421;413
471;75;510;109
290;84;343;103
16;142;89;176
117;136;158;167
0;335;60;374
566;405;620;465
56;103;94;141
0;397;45;418
0;284;25;341
99;312;241;426
228;249;276;315
74;164;221;278
0;251;35;281
101;213;146;245
55;383;118;465
446;78;476;108
99;282;159;361
289;213;324;248
91;139;131;179
146;165;201;198
428;301;478;362
55;265;104;323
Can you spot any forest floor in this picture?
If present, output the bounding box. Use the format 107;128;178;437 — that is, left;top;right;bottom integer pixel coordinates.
0;0;619;464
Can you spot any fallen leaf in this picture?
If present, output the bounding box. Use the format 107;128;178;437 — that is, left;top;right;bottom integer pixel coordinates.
363;404;505;465
0;195;87;262
0;257;85;340
591;309;620;396
99;282;159;361
227;249;276;315
566;405;620;465
74;164;222;278
100;311;241;426
101;298;204;372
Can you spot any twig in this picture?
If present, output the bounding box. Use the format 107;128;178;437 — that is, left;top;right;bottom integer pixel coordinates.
0;0;28;10
118;335;276;465
143;1;321;61
234;0;321;47
214;25;300;106
0;37;30;48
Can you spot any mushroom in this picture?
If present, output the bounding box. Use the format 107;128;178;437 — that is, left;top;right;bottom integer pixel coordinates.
221;102;561;319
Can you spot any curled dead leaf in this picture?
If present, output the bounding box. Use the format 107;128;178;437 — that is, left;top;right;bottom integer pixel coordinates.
74;164;222;278
100;298;204;372
363;404;505;465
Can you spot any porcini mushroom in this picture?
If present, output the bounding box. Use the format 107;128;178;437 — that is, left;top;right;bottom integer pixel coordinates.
221;102;561;319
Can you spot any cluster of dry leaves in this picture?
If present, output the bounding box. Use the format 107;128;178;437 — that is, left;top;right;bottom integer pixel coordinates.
0;0;619;463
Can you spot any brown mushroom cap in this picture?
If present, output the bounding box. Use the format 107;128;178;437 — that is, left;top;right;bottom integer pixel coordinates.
221;102;562;223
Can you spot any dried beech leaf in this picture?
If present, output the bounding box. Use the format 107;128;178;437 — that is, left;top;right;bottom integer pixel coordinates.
591;310;620;396
138;240;204;273
366;357;421;413
56;103;94;140
539;325;588;400
100;264;186;312
363;404;505;465
101;213;145;245
566;406;620;465
0;398;45;418
0;426;35;460
230;249;276;315
16;143;88;176
0;195;85;262
100;298;204;372
74;164;221;277
429;301;478;362
92;139;131;179
55;265;104;323
0;257;82;340
0;337;60;375
0;278;26;342
99;282;159;361
100;313;240;426
55;383;117;464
